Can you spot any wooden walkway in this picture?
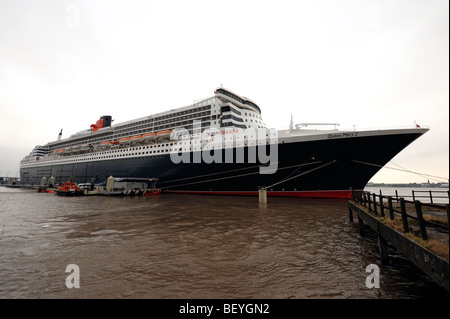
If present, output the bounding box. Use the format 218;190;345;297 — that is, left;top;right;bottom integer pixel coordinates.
348;191;449;291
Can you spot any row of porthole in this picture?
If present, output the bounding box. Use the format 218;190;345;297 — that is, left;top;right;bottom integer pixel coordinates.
24;140;283;167
24;149;172;166
72;149;172;161
25;140;279;166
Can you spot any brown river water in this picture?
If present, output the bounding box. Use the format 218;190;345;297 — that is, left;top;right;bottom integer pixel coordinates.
0;186;446;299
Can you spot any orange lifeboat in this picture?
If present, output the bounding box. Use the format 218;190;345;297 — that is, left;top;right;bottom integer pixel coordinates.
143;132;157;141
37;186;54;193
143;188;161;196
157;130;172;139
119;137;131;145
100;141;112;148
54;181;83;196
53;149;64;155
110;140;120;148
130;135;143;143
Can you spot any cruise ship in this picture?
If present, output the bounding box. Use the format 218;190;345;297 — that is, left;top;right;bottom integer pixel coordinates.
20;87;428;198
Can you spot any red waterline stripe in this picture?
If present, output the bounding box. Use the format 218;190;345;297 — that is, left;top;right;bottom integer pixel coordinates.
163;190;359;199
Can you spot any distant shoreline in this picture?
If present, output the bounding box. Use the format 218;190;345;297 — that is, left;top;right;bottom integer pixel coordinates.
366;182;448;188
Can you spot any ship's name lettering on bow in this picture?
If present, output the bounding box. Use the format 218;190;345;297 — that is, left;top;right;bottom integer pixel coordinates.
328;132;358;139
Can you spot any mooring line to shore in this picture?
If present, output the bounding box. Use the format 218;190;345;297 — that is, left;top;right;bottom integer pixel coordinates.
351;160;449;181
265;160;337;189
161;161;323;188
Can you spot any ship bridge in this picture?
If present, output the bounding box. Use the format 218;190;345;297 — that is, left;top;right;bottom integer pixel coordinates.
214;88;261;115
214;87;267;131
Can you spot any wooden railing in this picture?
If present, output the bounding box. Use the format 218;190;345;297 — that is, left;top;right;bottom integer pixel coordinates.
352;190;449;241
382;189;450;204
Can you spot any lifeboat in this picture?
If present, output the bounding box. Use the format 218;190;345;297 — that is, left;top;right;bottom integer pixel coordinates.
37;186;54;193
53;149;65;155
130;135;143;143
100;141;112;148
143;132;157;141
143;188;161;196
54;181;84;196
119;137;131;145
157;130;172;139
111;140;120;148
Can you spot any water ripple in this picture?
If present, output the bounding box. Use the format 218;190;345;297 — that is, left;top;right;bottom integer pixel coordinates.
0;189;445;298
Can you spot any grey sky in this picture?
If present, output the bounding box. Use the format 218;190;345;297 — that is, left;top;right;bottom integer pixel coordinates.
0;0;448;183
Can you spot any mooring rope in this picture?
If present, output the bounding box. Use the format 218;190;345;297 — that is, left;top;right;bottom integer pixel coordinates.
162;161;324;189
351;160;448;182
265;160;337;189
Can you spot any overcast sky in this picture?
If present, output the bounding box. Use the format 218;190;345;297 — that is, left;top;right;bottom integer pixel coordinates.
0;0;448;183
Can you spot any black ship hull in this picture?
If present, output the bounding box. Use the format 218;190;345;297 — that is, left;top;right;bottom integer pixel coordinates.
20;129;425;199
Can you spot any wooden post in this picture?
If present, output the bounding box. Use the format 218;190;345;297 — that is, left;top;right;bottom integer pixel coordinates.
368;193;372;212
378;233;389;265
357;190;362;204
395;190;398;201
414;201;428;240
446;204;449;232
348;207;353;222
358;215;365;236
429;190;433;204
373;193;378;215
412;190;416;202
379;191;385;217
259;188;267;204
352;190;361;204
388;196;394;220
400;198;409;233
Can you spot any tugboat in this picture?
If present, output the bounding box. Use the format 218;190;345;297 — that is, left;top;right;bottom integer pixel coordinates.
143;178;161;196
54;180;84;196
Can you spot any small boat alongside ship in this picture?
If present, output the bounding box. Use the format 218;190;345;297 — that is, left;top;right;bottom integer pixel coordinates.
37;186;55;193
37;177;161;197
54;181;84;196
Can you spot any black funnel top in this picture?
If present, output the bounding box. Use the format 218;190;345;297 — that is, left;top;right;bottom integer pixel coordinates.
101;116;112;127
